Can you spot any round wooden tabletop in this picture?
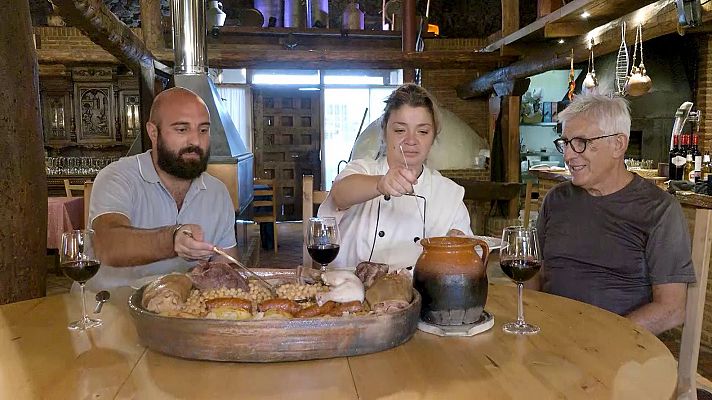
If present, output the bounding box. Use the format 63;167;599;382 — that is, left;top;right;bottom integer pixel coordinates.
0;283;676;399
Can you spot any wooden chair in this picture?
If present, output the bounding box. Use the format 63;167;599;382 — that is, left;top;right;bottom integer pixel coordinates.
677;208;712;400
64;179;93;229
253;178;279;254
302;175;329;267
83;181;92;229
63;179;84;197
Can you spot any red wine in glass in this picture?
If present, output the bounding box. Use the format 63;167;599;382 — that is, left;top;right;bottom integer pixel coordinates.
307;244;340;266
60;260;101;284
499;258;541;284
60;230;102;331
500;226;542;335
306;217;340;271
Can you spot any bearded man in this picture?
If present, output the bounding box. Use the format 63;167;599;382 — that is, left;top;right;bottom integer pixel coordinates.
88;87;237;291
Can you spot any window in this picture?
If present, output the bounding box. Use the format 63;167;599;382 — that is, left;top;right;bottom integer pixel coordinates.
216;85;253;152
323;86;398;189
252;70;320;85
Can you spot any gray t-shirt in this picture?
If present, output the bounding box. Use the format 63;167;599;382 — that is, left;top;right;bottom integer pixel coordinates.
536;174;695;315
87;150;237;291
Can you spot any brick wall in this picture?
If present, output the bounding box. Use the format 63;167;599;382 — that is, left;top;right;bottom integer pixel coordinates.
421;38;490;144
34;26;142;52
699;35;712;153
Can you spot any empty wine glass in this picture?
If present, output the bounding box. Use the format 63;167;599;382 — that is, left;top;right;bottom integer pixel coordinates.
60;230;102;330
500;226;542;335
306;217;340;272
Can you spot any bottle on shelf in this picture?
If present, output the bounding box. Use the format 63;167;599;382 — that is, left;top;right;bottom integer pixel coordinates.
702;152;711;182
684;135;695;182
692;134;703;182
670;135;685;180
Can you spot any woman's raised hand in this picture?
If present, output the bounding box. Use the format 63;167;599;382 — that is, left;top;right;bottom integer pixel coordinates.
377;166;418;197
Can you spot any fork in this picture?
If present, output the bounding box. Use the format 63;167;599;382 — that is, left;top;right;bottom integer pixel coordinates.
181;230;277;296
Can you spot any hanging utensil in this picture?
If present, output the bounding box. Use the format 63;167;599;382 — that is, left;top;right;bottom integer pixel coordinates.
626;24;653;97
615;22;630;96
583;38;598;94
567;48;575;101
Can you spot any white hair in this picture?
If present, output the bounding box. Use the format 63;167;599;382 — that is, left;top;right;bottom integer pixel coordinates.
557;93;631;138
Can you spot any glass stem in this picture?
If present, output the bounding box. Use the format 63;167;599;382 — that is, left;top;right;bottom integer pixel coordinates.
517;283;525;326
80;283;88;327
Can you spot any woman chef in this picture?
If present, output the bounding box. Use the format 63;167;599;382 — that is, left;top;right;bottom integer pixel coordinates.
318;84;473;270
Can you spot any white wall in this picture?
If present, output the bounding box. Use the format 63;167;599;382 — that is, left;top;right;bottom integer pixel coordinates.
521;70;582;166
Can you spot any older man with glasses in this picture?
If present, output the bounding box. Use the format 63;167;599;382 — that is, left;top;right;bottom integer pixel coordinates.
532;93;695;335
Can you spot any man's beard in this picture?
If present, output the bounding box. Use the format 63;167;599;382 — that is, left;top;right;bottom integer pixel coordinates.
156;130;210;180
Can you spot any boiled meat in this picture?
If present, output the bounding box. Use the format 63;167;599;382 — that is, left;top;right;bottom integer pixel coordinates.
316;270;365;305
141;273;193;314
355;261;389;289
188;261;248;291
365;271;413;314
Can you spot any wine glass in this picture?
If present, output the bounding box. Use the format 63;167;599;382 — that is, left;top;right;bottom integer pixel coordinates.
500;226;542;335
306;217;340;272
60;230;102;330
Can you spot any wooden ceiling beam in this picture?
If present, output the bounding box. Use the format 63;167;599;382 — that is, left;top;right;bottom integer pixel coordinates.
37;47;514;71
544;20;604;38
51;0;154;73
484;0;658;52
139;0;164;51
457;0;712;99
502;0;520;36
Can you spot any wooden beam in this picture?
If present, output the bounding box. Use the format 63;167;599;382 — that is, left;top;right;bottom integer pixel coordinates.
139;0;164;51
483;0;658;52
459;0;712;99
538;0;563;18
37;47;514;70
0;0;47;303
402;0;417;82
544;20;603;38
51;0;154;73
502;0;520;36
502;96;521;218
450;180;522;202
493;78;530;97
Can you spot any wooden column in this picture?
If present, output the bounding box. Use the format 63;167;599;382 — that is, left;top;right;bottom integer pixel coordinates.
502;0;519;36
501;95;521;218
0;0;47;303
139;61;156;152
501;0;519;56
140;0;164;51
402;0;416;83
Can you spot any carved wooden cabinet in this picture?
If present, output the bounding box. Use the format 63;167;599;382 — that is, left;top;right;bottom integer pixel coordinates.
40;67;144;148
41;91;72;144
73;82;116;144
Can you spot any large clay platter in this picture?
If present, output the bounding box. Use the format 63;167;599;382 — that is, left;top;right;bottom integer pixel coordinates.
128;268;421;362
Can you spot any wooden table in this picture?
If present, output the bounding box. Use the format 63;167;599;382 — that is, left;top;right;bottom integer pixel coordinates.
0;284;676;399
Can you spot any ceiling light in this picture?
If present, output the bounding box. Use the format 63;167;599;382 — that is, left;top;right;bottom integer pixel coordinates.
581;11;591;19
558;39;565;44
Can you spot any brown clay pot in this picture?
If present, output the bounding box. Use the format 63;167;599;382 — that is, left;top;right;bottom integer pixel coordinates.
414;237;489;325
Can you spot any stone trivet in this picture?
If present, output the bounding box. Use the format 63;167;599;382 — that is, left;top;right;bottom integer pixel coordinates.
418;310;494;337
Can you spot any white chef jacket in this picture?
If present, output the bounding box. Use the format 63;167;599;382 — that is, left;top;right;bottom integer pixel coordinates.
318;157;473;270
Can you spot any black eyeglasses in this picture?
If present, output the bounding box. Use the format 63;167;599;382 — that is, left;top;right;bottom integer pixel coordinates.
553;133;621;154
